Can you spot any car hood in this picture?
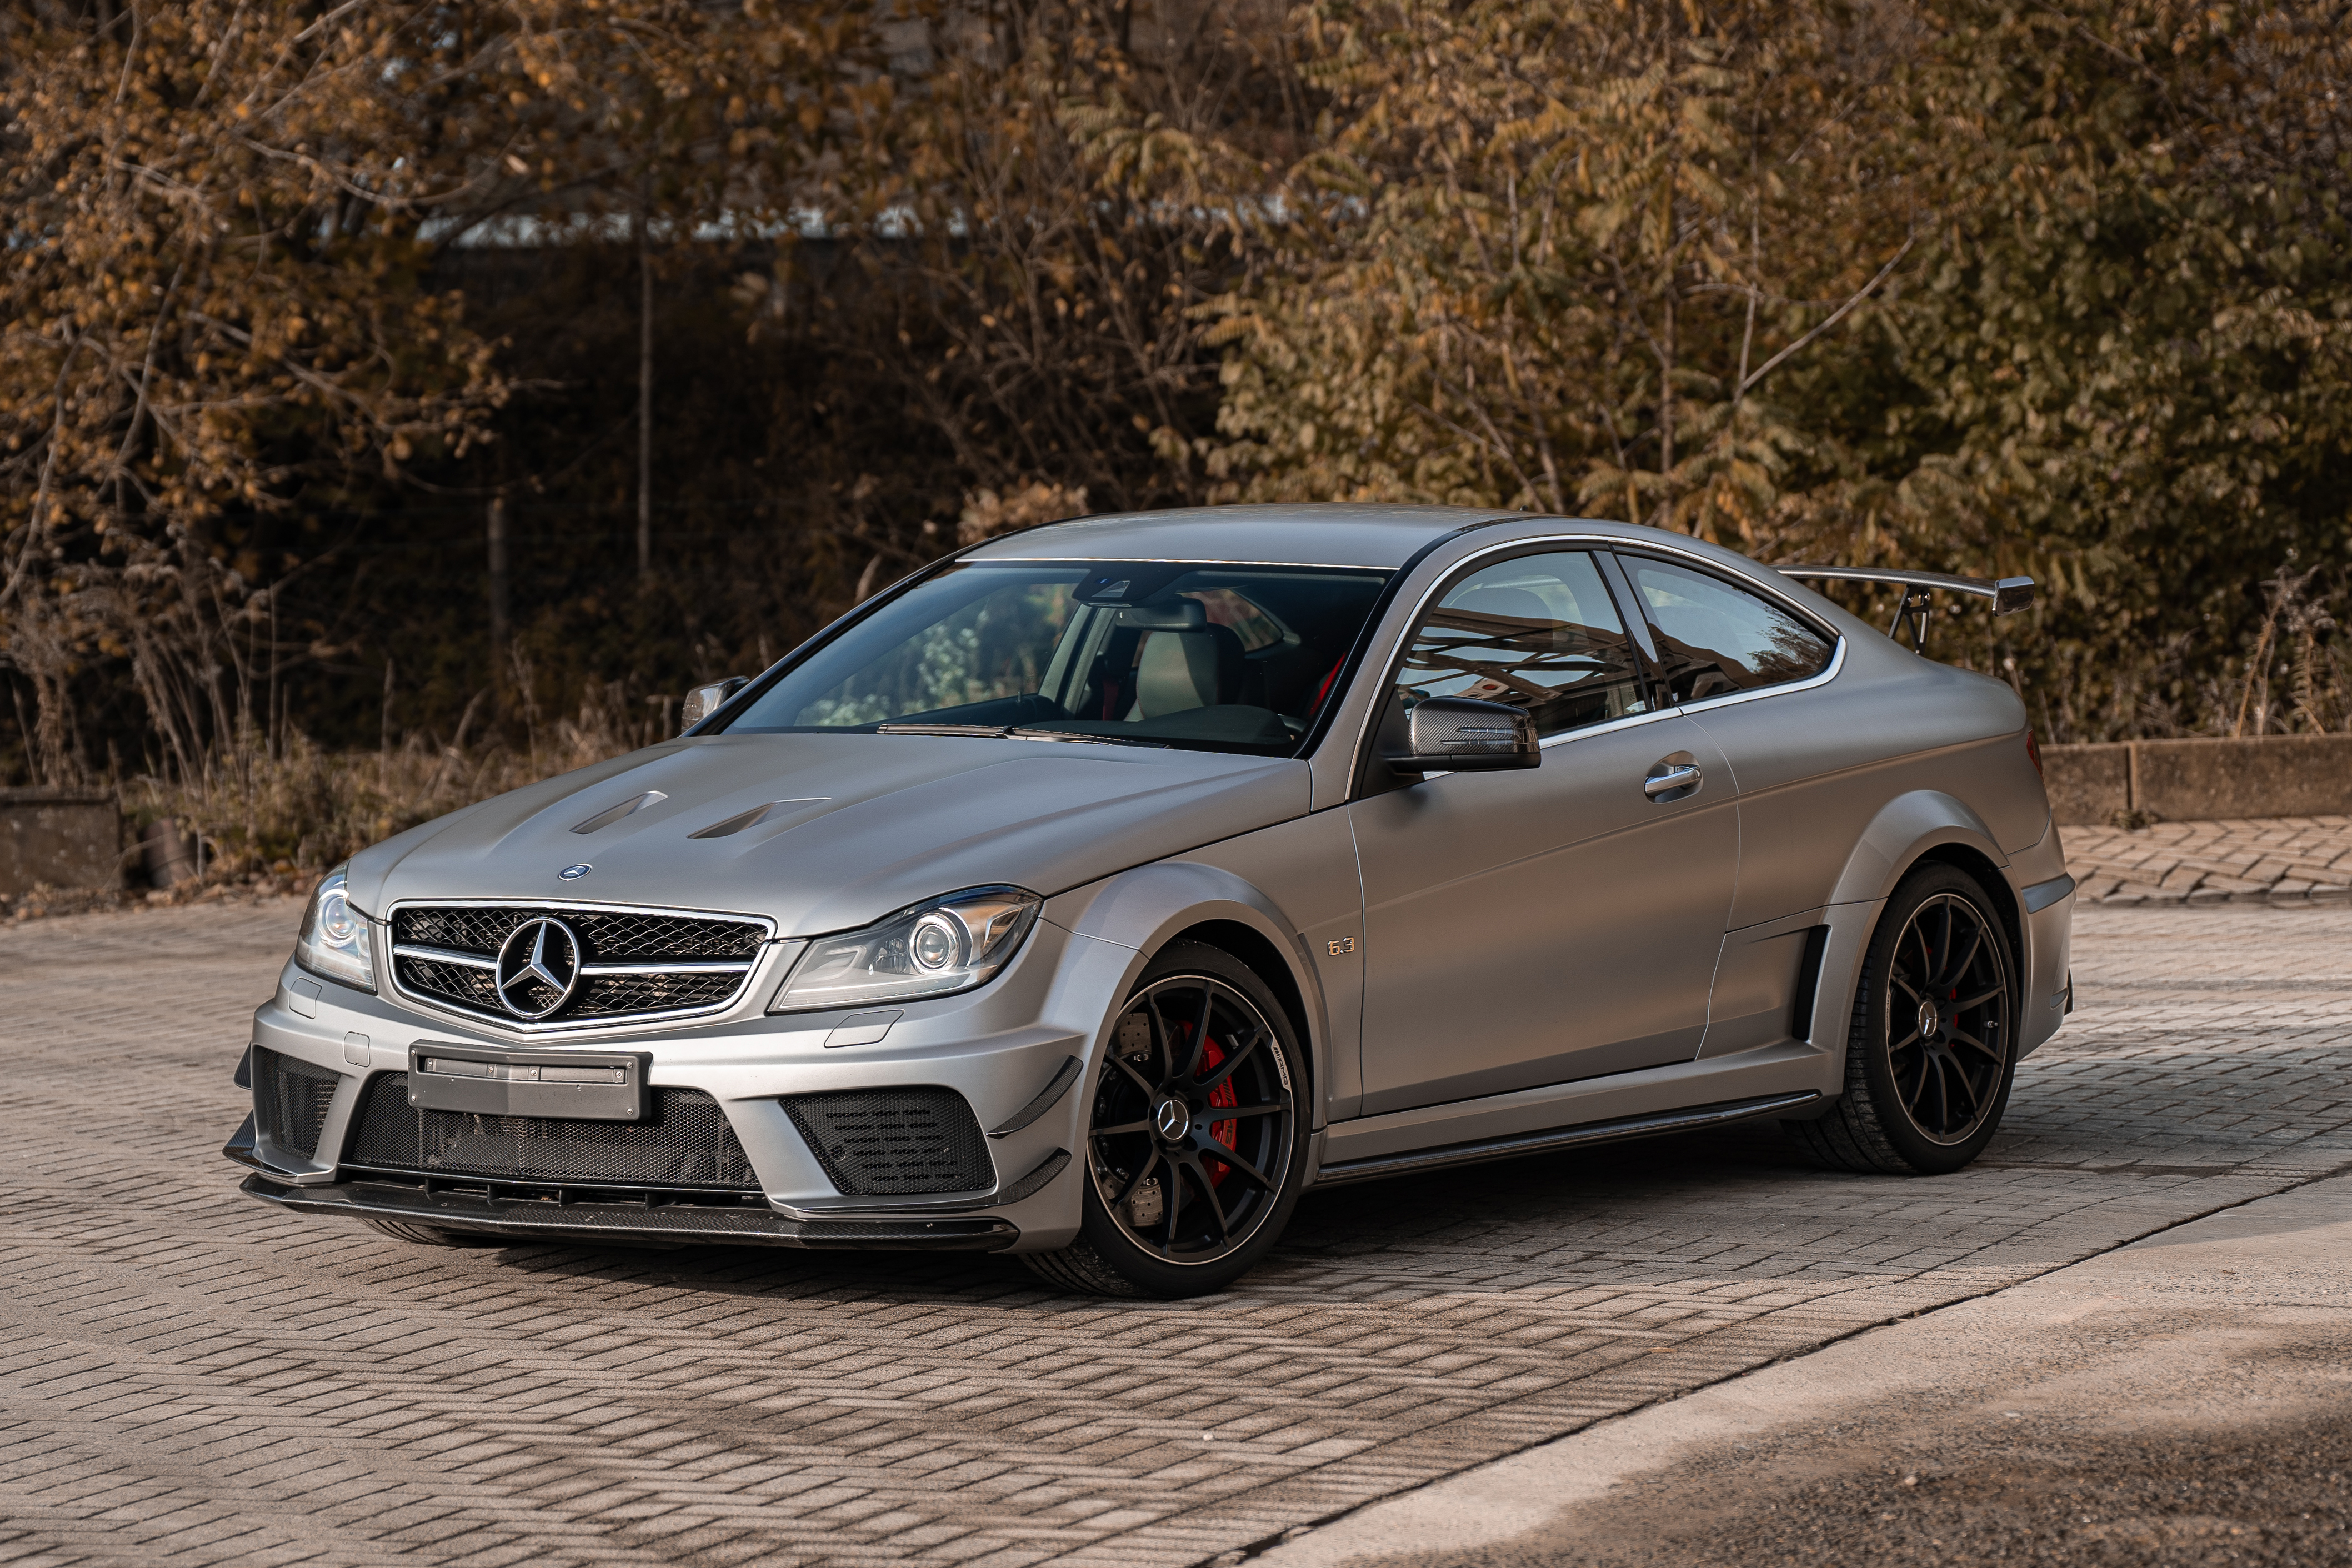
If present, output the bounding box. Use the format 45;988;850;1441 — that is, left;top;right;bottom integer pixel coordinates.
347;733;1309;935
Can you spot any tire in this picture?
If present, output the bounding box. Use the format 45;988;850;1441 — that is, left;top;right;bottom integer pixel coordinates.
1022;941;1309;1299
1788;863;2019;1176
362;1218;505;1248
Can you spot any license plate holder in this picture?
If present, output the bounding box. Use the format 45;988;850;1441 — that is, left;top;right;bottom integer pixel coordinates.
407;1044;652;1121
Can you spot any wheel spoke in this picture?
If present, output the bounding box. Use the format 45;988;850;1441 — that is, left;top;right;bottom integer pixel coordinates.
1197;1137;1277;1193
1162;1151;1185;1249
1202;1102;1285;1120
1955;985;2004;1011
1920;1055;1949;1131
1946;1061;1983;1115
1092;1118;1153;1138
1890;973;1924;1005
1889;1026;1923;1051
1193;1027;1264;1094
1180;983;1215;1081
1893;1054;1926;1110
1948;1027;2003;1061
1144;991;1177;1084
1179;1153;1232;1239
1940;920;1986;993
1109;1053;1157;1099
1107;1149;1160;1209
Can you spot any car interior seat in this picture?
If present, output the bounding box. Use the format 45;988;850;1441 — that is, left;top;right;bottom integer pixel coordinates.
1128;624;1246;718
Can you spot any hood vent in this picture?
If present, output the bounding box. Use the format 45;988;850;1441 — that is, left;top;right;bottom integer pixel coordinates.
571;790;667;835
688;798;828;839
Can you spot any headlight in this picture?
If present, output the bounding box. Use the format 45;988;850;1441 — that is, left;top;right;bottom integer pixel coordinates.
769;886;1040;1014
295;864;377;992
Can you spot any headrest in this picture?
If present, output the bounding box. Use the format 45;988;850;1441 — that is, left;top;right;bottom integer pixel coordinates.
1131;625;1244;718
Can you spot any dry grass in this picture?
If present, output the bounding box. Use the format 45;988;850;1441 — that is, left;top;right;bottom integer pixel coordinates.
110;679;657;906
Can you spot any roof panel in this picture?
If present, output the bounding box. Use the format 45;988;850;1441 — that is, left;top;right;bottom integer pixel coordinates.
962;504;1514;569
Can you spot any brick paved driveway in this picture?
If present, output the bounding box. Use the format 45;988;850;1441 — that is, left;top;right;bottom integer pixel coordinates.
2;899;2346;1568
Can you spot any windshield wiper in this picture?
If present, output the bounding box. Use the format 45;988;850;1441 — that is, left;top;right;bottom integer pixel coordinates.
1007;727;1169;749
873;722;1168;749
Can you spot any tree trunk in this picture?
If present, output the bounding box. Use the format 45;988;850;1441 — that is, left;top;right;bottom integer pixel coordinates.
637;198;654;586
487;495;509;688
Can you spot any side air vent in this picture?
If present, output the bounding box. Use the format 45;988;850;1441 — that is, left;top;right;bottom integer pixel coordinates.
254;1046;341;1159
781;1087;994;1197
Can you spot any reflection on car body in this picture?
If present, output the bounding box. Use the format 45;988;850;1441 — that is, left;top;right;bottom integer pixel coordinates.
227;505;2073;1298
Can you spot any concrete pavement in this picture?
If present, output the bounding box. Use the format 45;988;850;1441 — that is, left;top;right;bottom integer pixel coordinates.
1258;1176;2352;1566
1;900;2348;1566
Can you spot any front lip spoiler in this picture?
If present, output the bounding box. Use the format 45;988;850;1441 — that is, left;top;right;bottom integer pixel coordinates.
237;1174;1019;1251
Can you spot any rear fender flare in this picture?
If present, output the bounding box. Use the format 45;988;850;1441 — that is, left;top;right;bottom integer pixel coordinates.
1810;791;2016;1084
1042;863;1331;1130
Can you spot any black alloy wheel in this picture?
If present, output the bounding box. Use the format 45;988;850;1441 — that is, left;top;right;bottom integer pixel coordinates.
1023;942;1307;1298
1788;863;2019;1176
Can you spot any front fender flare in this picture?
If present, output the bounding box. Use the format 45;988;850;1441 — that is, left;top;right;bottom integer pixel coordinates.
1043;861;1332;1131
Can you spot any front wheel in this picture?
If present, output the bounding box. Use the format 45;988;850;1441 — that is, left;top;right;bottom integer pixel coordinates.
1022;942;1308;1298
1788;864;2019;1175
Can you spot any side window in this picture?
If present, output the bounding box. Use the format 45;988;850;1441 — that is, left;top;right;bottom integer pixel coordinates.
1622;556;1833;703
1395;551;1650;738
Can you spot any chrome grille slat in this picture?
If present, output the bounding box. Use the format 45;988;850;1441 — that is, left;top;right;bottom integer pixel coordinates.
388;901;771;1029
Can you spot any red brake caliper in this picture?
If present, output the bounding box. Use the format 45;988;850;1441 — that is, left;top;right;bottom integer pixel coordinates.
1198;1036;1239;1184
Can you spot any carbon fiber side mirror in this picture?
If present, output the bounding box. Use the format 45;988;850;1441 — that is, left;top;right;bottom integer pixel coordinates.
1380;695;1539;774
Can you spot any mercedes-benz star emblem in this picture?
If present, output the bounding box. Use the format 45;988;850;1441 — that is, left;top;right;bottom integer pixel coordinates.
496;916;582;1020
558;863;592;881
1153;1098;1192;1143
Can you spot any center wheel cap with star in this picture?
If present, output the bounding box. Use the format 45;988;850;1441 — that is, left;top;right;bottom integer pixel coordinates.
496;916;582;1019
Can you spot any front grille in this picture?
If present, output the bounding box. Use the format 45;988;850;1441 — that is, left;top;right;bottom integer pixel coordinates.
345;1073;760;1191
388;903;770;1027
782;1088;994;1197
255;1046;341;1159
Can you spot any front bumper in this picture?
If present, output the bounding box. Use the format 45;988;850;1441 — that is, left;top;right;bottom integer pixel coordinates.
234;914;1152;1252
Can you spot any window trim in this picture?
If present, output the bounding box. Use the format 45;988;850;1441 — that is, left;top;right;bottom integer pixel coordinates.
1344;534;1848;792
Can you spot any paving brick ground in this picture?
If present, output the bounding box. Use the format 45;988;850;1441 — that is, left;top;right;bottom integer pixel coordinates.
2067;814;2352;904
1;897;2347;1568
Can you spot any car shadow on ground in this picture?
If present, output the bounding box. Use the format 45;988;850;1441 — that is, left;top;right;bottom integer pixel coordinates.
479;1120;1844;1306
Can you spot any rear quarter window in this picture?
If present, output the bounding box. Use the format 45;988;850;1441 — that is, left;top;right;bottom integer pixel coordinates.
1621;555;1834;703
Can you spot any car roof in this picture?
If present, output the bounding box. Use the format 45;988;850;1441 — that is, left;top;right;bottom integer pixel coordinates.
961;504;1520;570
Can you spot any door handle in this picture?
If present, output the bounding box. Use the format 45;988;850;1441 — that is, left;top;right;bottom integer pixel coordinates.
1643;761;1703;800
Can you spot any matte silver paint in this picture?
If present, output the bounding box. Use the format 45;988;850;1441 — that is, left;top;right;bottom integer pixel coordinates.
241;504;2071;1253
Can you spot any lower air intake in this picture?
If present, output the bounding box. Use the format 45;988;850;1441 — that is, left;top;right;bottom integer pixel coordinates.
254;1046;341;1159
782;1087;994;1197
345;1073;760;1192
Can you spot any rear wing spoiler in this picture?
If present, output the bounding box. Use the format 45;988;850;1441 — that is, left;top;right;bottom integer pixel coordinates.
1774;566;2036;653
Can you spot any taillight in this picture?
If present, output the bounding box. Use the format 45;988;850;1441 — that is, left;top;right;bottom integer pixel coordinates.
2025;729;2044;779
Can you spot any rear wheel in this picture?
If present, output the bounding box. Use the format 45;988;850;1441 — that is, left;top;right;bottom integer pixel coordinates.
1022;942;1307;1298
1789;864;2018;1175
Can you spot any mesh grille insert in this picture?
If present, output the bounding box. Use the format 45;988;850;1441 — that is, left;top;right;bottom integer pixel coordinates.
392;906;764;961
255;1046;341;1159
782;1087;994;1197
389;904;767;1025
345;1073;760;1191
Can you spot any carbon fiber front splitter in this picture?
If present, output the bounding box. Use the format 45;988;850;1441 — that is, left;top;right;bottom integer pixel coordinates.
237;1173;1019;1251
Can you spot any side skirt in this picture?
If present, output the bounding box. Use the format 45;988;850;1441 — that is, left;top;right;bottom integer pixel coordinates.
1310;1090;1819;1188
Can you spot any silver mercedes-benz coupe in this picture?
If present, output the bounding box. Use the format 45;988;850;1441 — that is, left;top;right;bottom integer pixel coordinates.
227;504;2075;1297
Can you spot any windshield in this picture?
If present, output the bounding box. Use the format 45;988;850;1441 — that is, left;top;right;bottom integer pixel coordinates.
719;562;1394;755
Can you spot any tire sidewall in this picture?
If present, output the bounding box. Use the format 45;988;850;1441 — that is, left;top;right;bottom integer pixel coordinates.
1853;865;2020;1174
1073;941;1310;1298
